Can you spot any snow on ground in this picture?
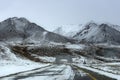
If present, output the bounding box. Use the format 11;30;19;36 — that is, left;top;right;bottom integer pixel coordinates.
60;65;74;80
104;62;120;65
45;65;74;80
53;24;83;37
0;59;49;77
74;64;120;80
88;62;120;75
20;65;74;80
95;43;120;48
0;43;50;77
0;44;18;61
21;76;48;80
65;44;85;50
72;56;86;63
39;56;55;62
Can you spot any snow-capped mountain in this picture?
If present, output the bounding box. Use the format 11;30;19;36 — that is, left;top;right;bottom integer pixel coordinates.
53;24;84;38
0;17;73;43
73;22;120;44
98;22;120;32
109;24;120;32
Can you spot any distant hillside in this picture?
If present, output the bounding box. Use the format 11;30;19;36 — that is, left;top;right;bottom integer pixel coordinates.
53;24;83;38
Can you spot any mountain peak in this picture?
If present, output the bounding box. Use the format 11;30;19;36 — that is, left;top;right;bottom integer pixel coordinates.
10;17;18;20
73;22;120;44
99;23;109;32
85;21;98;29
8;17;30;23
0;17;73;43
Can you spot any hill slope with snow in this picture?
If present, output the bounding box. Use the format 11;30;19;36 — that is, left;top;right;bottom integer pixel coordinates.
73;22;120;44
53;24;84;38
0;17;73;43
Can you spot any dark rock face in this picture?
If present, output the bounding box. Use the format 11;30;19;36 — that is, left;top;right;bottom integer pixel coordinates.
0;18;25;41
45;32;72;43
0;17;73;43
73;22;120;44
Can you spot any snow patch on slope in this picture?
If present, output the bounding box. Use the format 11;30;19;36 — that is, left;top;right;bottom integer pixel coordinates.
53;24;83;37
0;44;18;61
74;22;120;44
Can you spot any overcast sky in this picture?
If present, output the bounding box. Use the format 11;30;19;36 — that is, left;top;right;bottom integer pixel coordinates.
0;0;120;31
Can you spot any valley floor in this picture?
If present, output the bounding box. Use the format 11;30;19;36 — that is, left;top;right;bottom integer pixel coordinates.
0;61;119;80
0;43;120;80
0;60;49;77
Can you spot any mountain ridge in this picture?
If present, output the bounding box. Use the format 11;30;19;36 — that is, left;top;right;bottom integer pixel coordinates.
0;17;73;43
73;22;120;44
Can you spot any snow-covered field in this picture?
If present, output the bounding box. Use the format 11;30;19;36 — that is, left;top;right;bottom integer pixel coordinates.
65;44;85;50
22;65;74;80
0;60;49;77
39;56;56;62
0;64;75;80
74;63;120;80
0;43;50;78
88;62;120;75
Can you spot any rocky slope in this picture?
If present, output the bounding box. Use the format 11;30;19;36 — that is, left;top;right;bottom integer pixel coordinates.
73;22;120;44
0;17;73;43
